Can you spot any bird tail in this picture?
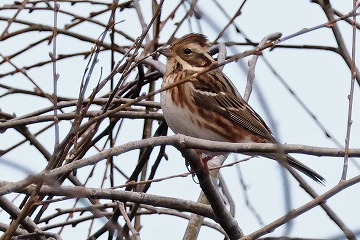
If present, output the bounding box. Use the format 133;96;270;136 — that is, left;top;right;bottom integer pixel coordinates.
285;154;325;185
265;153;325;185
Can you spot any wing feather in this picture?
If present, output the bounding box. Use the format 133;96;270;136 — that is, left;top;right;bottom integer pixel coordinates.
192;71;276;142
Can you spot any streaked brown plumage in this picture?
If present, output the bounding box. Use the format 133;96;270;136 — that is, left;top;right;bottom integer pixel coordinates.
159;33;325;184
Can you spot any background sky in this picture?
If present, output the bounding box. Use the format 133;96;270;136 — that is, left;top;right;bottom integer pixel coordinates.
0;0;359;239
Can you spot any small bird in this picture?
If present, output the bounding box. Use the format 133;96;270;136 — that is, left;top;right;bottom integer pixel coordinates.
158;33;325;184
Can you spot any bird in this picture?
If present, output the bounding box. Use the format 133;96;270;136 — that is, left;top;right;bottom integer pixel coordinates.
158;33;325;184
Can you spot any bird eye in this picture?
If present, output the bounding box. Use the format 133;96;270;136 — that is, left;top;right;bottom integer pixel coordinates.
183;48;192;55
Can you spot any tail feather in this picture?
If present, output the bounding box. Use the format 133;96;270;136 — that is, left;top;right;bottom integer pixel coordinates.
265;153;325;185
286;155;325;185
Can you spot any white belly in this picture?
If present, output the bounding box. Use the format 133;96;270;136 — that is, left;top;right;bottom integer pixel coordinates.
160;89;229;142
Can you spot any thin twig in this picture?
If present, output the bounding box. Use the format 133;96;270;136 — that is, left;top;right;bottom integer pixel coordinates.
243;32;282;101
341;0;358;180
118;202;141;240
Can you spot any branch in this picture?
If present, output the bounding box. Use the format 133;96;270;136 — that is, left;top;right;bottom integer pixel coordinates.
242;175;360;239
180;149;243;239
0;181;214;220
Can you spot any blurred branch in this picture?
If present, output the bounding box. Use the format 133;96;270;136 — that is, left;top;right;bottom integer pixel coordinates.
242;174;360;240
307;1;360;84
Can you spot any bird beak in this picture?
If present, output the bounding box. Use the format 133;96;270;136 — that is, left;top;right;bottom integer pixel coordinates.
157;46;174;57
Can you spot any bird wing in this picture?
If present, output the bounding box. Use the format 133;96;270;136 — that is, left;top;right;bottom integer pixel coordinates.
192;71;276;142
